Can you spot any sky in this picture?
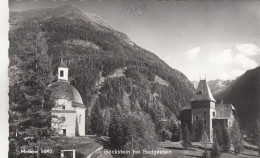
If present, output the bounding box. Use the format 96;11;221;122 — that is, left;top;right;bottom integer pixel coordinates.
9;0;260;81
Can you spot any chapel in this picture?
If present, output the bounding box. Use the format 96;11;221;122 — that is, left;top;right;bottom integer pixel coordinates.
49;59;86;137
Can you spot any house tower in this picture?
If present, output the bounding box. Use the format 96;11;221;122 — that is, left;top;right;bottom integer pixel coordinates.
190;79;216;142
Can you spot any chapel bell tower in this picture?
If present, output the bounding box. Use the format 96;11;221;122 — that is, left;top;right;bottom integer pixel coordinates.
58;58;69;82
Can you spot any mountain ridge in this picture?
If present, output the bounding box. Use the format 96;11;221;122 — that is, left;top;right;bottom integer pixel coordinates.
213;66;260;135
9;5;195;134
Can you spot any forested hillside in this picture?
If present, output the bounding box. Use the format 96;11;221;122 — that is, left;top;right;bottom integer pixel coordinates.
9;5;194;155
214;67;260;138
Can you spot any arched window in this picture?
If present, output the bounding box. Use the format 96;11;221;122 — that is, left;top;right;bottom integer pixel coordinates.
79;114;81;124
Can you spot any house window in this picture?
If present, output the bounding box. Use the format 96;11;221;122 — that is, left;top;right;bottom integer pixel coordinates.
213;112;215;116
62;105;65;109
195;116;199;120
60;70;64;77
203;111;206;116
61;117;65;122
204;120;206;125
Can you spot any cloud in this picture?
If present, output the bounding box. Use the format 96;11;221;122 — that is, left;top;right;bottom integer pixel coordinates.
236;43;260;56
234;53;258;69
185;47;200;59
209;49;258;69
209;49;233;65
209;47;259;80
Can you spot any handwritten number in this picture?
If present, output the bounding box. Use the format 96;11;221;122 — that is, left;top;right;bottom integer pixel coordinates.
118;2;125;15
118;1;147;16
138;3;146;16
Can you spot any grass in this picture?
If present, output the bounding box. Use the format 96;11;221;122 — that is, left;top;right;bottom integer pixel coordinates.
158;141;260;158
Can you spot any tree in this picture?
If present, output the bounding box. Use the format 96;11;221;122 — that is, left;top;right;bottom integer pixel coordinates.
181;123;192;149
221;125;231;152
231;120;244;155
195;118;204;141
201;130;210;158
211;133;221;158
254;118;260;155
90;102;104;136
160;129;172;142
107;107;123;150
9;20;55;157
75;116;79;136
171;123;181;142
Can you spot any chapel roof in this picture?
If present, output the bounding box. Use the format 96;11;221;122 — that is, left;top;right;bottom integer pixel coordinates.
48;81;84;105
191;79;216;102
59;58;68;68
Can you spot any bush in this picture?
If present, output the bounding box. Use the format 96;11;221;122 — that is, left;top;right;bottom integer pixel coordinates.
202;150;211;158
161;129;172;142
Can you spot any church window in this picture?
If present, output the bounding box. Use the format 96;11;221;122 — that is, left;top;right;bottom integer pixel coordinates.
195;116;198;120
79;115;81;124
213;112;215;116
203;111;206;116
60;70;64;77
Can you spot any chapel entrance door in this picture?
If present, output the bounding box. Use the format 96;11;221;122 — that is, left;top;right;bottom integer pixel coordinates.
62;129;66;136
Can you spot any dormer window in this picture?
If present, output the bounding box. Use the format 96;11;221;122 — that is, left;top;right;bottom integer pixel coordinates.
60;70;64;77
197;90;203;95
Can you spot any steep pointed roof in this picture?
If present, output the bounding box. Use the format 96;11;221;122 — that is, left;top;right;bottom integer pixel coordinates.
59;58;68;68
191;79;216;102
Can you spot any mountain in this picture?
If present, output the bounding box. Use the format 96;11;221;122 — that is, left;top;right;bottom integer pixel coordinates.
9;5;194;134
207;79;232;94
214;67;260;135
192;79;233;94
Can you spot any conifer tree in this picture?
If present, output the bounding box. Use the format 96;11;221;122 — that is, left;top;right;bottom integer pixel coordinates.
90;101;104;136
211;133;221;158
222;125;231;152
75;116;79;136
255;119;260;155
181;123;192;149
9;20;54;157
107;107;122;150
231;120;244;155
201;130;210;158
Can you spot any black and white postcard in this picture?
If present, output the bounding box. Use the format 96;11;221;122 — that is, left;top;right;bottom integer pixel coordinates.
5;0;260;157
